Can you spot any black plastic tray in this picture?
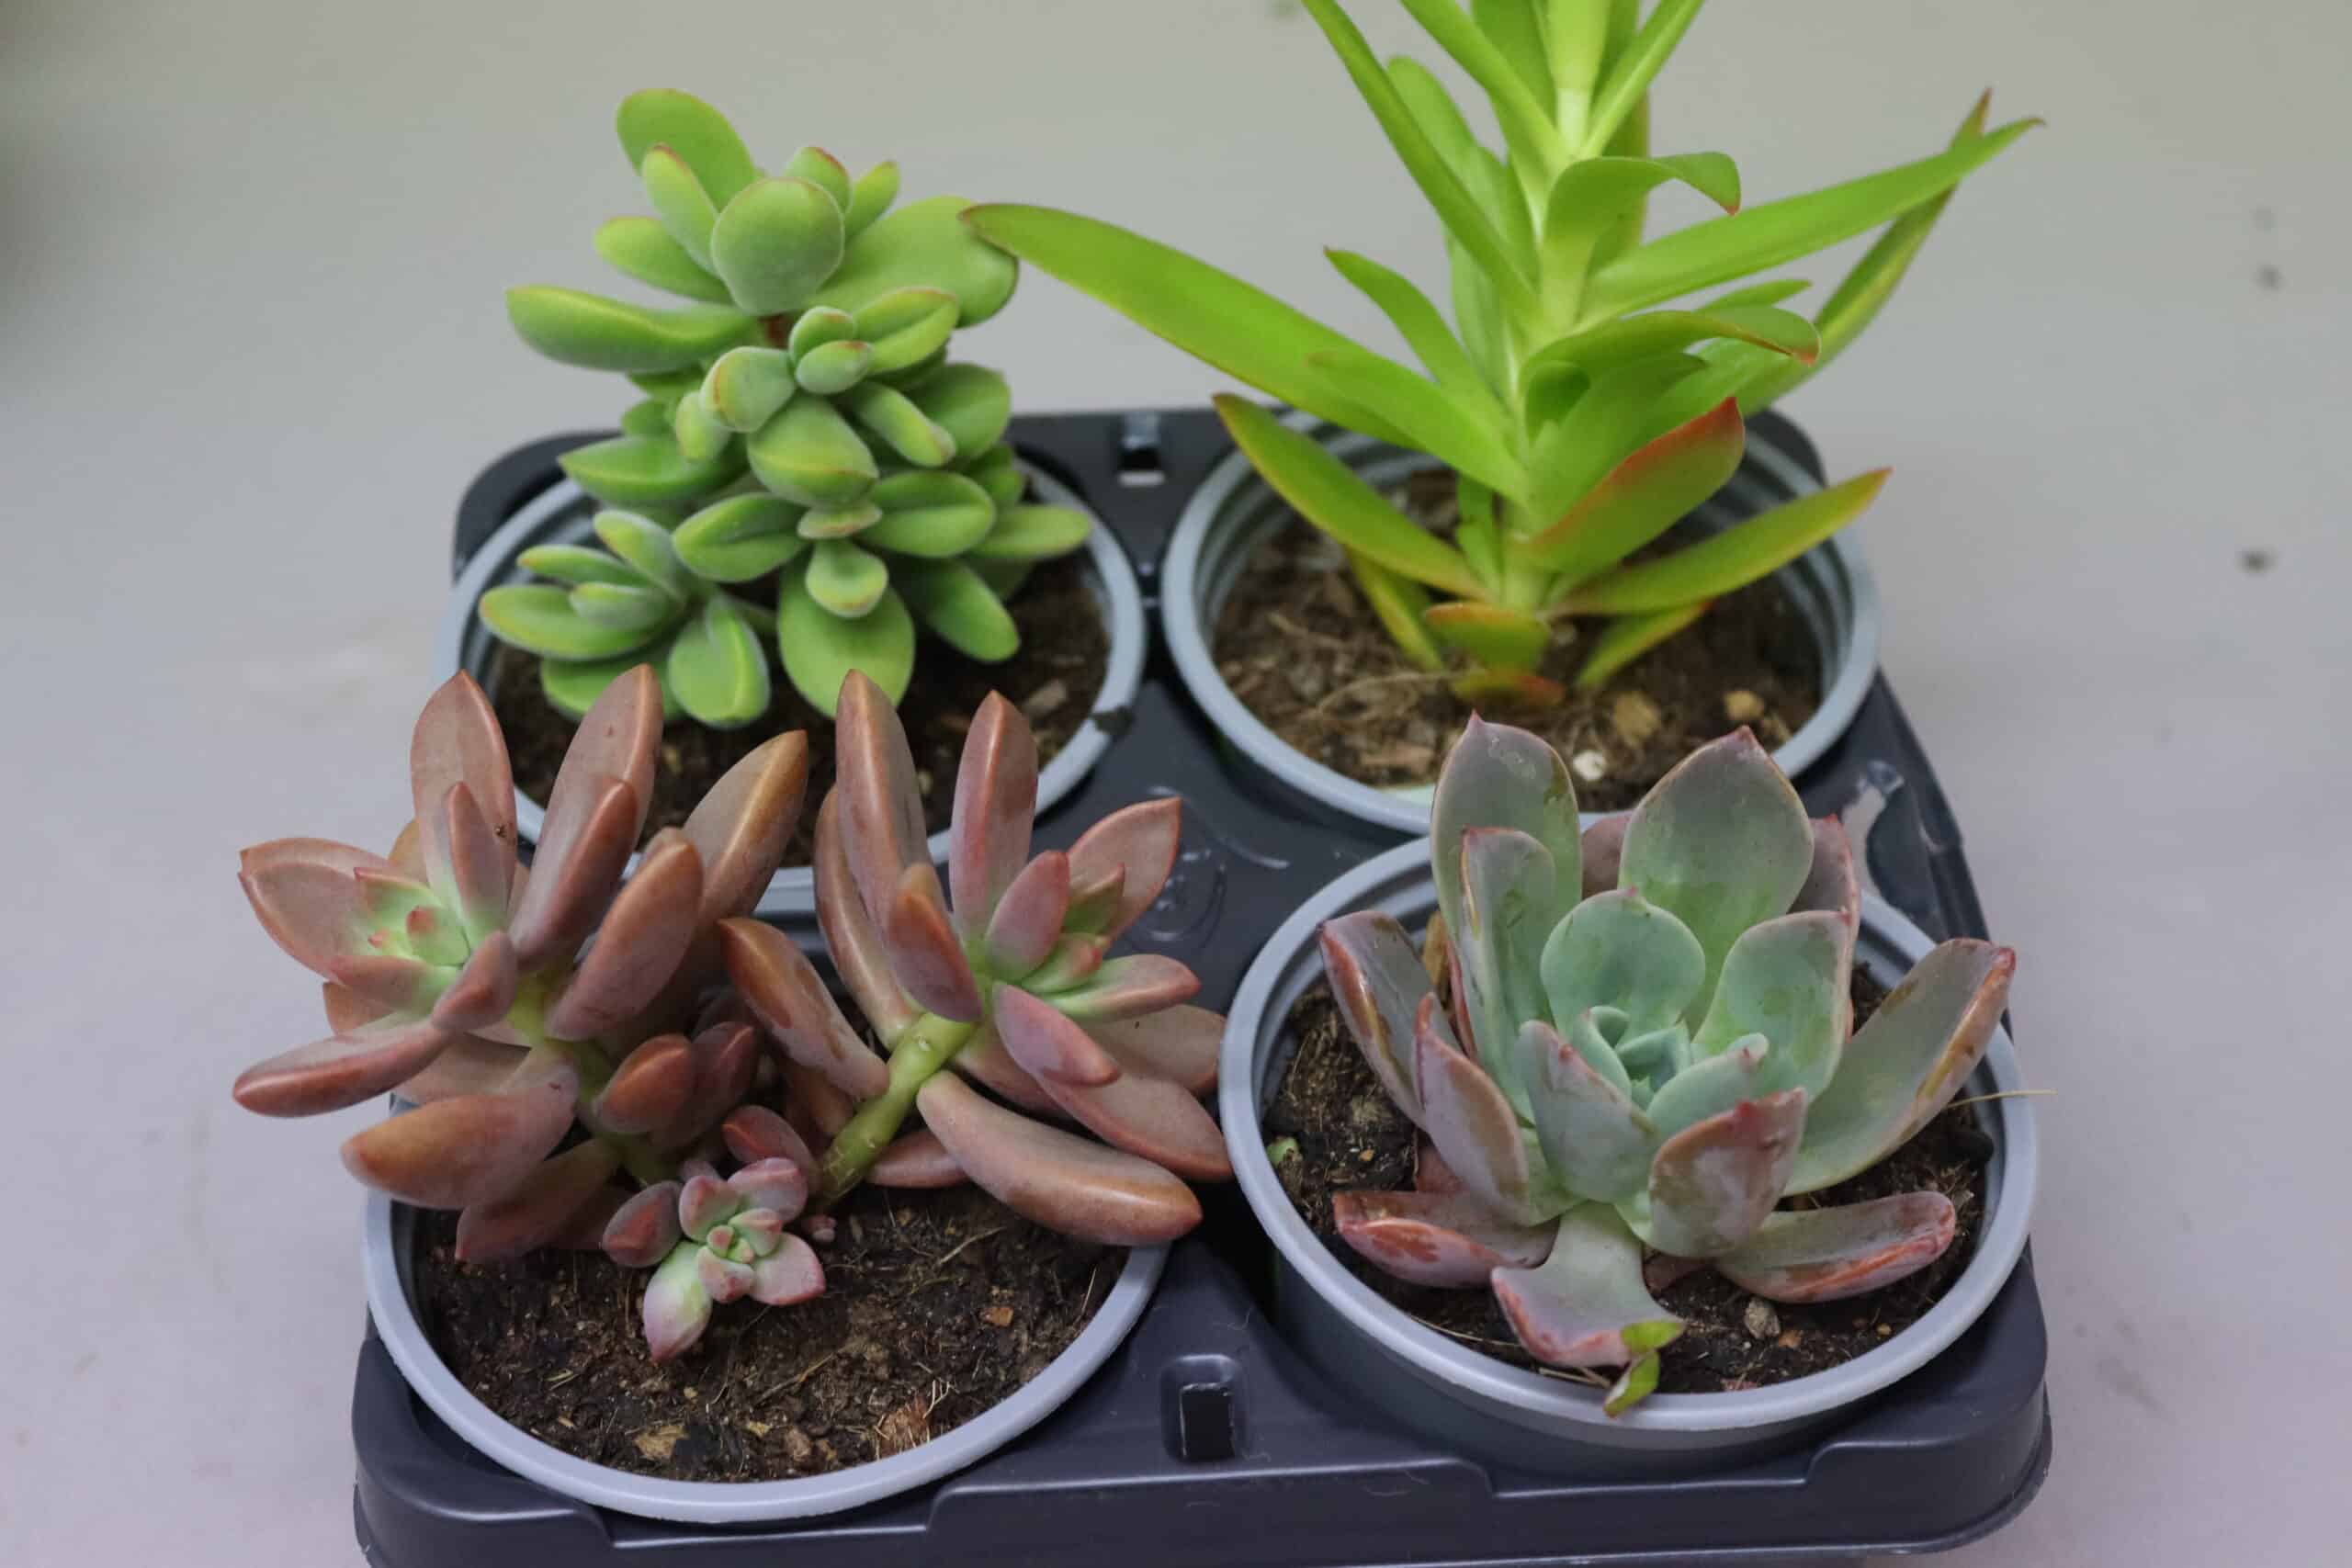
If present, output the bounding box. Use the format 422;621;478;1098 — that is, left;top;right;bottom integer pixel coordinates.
359;409;2049;1567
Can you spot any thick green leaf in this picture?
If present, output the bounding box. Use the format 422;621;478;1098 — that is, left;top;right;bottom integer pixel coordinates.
746;395;878;506
1739;93;1995;413
710;177;844;316
806;537;889;617
1524;395;1743;581
1540;0;1612;141
908;363;1010;458
788;307;857;355
665;595;771;727
481;584;666;660
1581;118;2039;321
1423;601;1550;671
673;493;808;581
1300;0;1536;304
1704;277;1812;310
540;650;677;722
796;502;882;540
1215;397;1481;597
619;398;671;439
1305;345;1525;495
968;504;1091;562
1524;355;1708;523
592;509;691;599
843;161;900;243
1449;235;1511;399
963;204;1414;447
505;288;751;373
616;89;758;208
960;443;1025;510
897;559;1019;661
794;339;874;395
863;471;996;557
1580;0;1708;155
817;195;1016;326
1325;249;1498;415
1397;0;1570;182
639;146;718;269
670;388;730;461
1524;305;1815;389
776;572;915;713
1541;154;1737;285
1562;468;1887;615
570;581;678;632
520;543;641;588
781;145;852;211
1346;549;1445;671
703;345;798;432
853;286;959;373
843;382;956;467
1571;601;1711;688
594;217;732;304
559;434;742;508
1474;0;1555;107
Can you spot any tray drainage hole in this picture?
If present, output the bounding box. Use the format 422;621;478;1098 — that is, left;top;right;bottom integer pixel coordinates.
1174;1382;1237;1462
1116;412;1166;488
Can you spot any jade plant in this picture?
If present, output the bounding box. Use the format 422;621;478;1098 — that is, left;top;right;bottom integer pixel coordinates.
970;1;2032;699
232;664;1228;1364
1317;718;2015;1411
492;88;1090;722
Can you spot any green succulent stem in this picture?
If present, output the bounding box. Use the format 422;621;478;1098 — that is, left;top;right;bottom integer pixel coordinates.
505;965;674;1187
813;1010;978;1206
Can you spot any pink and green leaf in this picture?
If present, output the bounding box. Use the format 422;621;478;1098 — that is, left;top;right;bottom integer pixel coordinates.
1715;1190;1958;1303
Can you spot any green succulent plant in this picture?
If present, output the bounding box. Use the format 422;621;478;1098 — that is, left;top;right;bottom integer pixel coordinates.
493;89;1091;721
1318;718;2016;1412
969;1;2032;701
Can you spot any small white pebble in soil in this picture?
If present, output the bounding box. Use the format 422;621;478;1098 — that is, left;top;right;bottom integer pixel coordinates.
1743;1298;1781;1341
1571;749;1609;784
1724;689;1767;723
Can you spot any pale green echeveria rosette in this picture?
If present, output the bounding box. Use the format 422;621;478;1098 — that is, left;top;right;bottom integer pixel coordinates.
496;88;1091;721
1316;719;2015;1413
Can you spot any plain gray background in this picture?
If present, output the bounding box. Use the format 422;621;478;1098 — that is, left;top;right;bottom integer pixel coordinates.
4;1;2343;1562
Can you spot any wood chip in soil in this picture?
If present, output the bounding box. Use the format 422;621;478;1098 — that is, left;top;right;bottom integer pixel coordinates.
491;553;1110;867
414;1176;1120;1483
1211;477;1821;812
1262;965;1994;1394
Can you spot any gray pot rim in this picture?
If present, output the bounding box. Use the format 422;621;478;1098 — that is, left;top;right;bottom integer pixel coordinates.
1162;413;1881;830
361;1189;1166;1523
1217;837;2036;1440
435;459;1148;918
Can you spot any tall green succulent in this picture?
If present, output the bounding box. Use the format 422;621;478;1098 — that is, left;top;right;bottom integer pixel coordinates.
492;89;1090;723
1318;719;2016;1411
969;1;2032;700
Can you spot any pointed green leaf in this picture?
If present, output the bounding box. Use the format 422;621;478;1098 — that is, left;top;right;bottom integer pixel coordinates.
505;288;751;373
795;502;882;540
709;176;845;316
1518;1018;1657;1201
1581;118;2040;321
1580;0;1708;154
781;145;851;210
968;503;1091;562
1325;249;1499;417
570;581;679;632
1396;0;1570;179
1572;601;1713;688
1524;395;1744;582
863;470;996;556
776;572;915;714
898;559;1019;661
1541;0;1612;134
1215;396;1482;597
794;339;874;395
959;443;1024;510
1705;277;1812;310
619;398;671;439
703;346;797;432
1299;0;1536;306
1421;601;1549;671
816;195;1017;325
843;382;956;466
966;204;1418;448
628;368;702;403
1304;344;1526;495
594;217;731;304
481;584;665;660
1695;911;1848;1099
1348;550;1445;672
639;146;718;269
907;363;1010;458
1525;355;1708;522
541;650;679;722
670;389;731;461
1563;468;1888;615
666;594;771;728
1430;714;1583;953
558;433;743;508
1525;305;1815;389
616;89;758;208
673;493;809;581
853;286;959;374
746;395;878;506
520;544;641;588
843;161;900;243
806;537;889;617
1473;0;1555;106
1542;153;1737;284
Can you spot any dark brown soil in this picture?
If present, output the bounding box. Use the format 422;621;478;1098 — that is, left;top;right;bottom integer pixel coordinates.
1263;964;1994;1396
1211;472;1822;813
491;554;1110;866
414;1175;1121;1483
